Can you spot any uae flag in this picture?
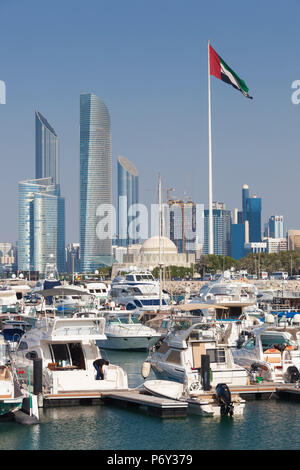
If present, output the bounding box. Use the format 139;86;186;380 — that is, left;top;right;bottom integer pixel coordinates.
209;44;252;99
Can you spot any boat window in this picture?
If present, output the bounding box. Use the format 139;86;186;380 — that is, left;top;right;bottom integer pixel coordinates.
17;341;28;351
166;350;181;365
157;342;169;354
69;343;86;369
51;344;71;364
136;275;142;281
206;348;226;363
25;351;38;361
126;275;134;281
245;339;256;350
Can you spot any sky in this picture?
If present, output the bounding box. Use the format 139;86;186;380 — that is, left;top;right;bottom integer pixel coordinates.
1;0;300;243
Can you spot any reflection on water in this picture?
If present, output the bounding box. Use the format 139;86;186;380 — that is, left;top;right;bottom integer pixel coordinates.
0;351;300;450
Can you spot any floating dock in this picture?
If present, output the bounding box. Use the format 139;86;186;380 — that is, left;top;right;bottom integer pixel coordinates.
101;390;188;417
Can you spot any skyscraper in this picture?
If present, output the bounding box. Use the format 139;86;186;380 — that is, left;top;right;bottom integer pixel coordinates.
35;111;59;185
203;202;231;256
18;177;65;275
168;199;197;253
247;195;262;242
117;155;139;246
80;93;112;272
268;215;284;239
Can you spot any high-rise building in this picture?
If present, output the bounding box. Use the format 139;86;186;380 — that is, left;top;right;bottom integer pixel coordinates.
287;230;300;251
18;177;65;275
247;195;262;242
35;111;59;185
117;155;139;246
80;93;112;272
203;202;231;256
168;199;197;254
268;215;284;239
242;184;249;223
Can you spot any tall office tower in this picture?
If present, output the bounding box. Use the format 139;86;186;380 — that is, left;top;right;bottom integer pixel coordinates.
35;111;59;186
168;199;197;253
247;195;262;242
268;215;284;239
80;93;112;272
117;155;139;246
18;178;65;275
203;202;232;256
242;184;249;223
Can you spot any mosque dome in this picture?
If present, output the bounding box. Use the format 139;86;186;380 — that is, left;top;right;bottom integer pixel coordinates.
141;236;178;254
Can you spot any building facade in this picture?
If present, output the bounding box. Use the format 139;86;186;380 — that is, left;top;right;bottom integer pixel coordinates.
168;199;197;254
203;202;232;256
117;155;139;246
80;93;112;272
268;215;284;239
18;178;65;275
35;111;59;185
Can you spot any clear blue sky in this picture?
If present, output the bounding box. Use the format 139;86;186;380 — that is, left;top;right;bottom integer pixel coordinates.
1;0;300;243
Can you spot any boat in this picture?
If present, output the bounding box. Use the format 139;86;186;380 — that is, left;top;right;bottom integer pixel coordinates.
144;321;249;386
10;316;128;394
143;379;245;417
96;311;161;350
232;325;300;383
81;281;110;305
109;270;170;312
190;271;257;318
0;336;23;417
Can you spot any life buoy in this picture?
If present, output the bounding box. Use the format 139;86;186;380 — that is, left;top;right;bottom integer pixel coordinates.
141;362;151;379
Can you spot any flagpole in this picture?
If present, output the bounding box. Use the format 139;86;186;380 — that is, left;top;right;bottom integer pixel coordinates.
208;39;213;254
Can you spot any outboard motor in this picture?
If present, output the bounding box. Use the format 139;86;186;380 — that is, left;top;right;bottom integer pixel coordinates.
286;366;300;383
215;383;234;417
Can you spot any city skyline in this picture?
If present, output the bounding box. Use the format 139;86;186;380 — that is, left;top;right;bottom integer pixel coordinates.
1;1;300;245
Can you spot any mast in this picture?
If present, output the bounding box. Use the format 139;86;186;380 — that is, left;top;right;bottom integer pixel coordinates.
158;174;162;309
208;39;214;254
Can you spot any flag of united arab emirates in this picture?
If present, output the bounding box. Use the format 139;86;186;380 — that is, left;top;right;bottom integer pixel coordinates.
209;44;253;99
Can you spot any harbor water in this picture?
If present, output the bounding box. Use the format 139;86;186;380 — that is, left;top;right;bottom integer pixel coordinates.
1;350;300;450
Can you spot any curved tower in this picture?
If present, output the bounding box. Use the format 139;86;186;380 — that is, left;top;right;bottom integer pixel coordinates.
80;93;112;272
35;111;59;185
117;155;139;246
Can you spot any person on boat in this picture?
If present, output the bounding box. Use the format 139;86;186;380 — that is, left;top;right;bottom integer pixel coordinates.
93;358;109;380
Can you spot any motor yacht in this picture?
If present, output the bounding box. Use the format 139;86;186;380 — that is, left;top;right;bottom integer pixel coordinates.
96;311;161;350
10;316;128;394
232;325;300;383
0;336;23;417
143;321;249;386
109;270;170;312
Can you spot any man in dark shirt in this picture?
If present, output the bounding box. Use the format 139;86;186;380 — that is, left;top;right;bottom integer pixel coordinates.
93;358;109;380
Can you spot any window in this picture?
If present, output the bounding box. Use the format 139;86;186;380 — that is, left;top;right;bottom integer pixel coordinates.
51;344;71;363
206;348;226;363
166;350;181;365
18;341;28;351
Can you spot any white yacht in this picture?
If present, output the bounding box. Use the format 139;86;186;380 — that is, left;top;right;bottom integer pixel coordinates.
109;270;170;312
190;271;257;318
143;321;249;386
82;281;110;305
232;325;300;383
96;311;161;350
10;316;128;394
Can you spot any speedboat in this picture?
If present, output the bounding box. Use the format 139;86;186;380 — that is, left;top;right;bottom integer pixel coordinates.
143;321;249;386
232;325;300;383
10;316;128;394
96;311;161;350
109;270;170;312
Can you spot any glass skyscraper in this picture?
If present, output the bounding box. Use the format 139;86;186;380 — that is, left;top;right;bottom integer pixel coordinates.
247;196;262;242
35;111;59;185
18;178;65;275
117;155;139;246
80;93;112;272
203;203;232;256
